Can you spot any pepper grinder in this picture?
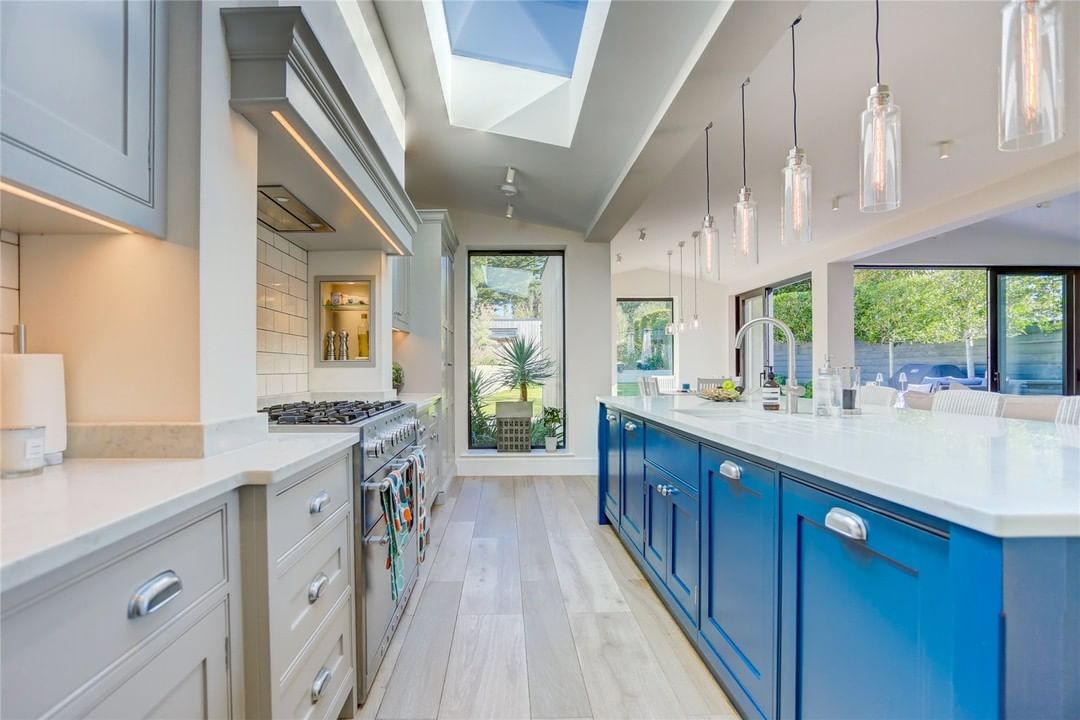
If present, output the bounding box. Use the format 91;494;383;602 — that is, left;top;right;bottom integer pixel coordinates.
340;331;350;361
326;330;337;361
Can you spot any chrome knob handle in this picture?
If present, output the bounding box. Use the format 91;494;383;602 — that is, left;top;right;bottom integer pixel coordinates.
606;412;617;422
667;484;679;496
308;573;329;604
656;484;667;496
128;570;183;619
825;507;868;541
308;490;331;514
624;421;638;432
366;442;380;458
311;666;332;704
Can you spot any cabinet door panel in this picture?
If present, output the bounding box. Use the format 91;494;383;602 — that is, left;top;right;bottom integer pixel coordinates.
620;414;645;554
780;478;952;720
666;483;699;625
699;447;777;719
603;408;621;521
83;603;230;720
643;466;669;578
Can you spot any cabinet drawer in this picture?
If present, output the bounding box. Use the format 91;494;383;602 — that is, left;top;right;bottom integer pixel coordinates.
272;505;352;679
0;506;227;719
279;595;354;720
269;454;351;561
644;423;698;490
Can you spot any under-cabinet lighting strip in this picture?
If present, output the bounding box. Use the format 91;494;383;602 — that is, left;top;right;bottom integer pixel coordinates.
271;110;404;256
0;180;133;234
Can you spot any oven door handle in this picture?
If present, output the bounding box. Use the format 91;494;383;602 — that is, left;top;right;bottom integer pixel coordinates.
362;478;391;492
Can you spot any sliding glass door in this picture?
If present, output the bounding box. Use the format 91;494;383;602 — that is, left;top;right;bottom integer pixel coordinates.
992;270;1070;395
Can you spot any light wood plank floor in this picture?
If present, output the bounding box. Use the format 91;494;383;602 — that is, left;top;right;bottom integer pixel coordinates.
360;476;738;720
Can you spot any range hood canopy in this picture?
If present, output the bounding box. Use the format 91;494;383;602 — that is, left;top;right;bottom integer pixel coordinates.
222;6;418;255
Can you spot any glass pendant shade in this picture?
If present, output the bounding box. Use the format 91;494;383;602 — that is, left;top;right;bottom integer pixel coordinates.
999;0;1064;151
692;314;700;329
700;215;718;276
732;187;758;261
859;85;901;212
781;148;812;245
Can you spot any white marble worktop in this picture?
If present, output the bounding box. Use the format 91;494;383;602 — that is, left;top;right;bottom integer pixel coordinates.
397;392;442;409
0;433;358;590
599;395;1080;538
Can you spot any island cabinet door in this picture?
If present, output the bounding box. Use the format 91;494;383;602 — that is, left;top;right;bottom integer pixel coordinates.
779;478;952;720
620;414;646;554
664;478;699;626
603;408;622;523
643;466;670;579
699;447;778;720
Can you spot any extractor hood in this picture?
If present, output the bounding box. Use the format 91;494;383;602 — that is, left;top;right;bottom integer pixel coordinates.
221;7;418;255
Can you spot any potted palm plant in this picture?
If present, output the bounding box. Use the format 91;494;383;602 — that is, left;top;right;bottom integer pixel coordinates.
492;336;555;451
541;406;563;452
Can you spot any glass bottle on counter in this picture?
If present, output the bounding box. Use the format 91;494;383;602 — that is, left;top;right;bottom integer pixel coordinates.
813;355;837;417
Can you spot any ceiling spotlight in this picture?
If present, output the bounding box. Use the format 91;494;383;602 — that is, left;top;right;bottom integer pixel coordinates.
831;196;841;212
938;141;951;160
638;228;647;242
501;166;518;196
505;203;514;219
1036;200;1053;209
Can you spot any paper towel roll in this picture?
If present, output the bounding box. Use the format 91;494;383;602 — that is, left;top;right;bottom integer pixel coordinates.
2;354;67;457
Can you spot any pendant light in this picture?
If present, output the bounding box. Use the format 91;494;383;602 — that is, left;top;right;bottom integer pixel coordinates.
733;78;758;261
999;0;1064;151
665;250;676;335
859;0;901;213
691;230;701;329
677;241;687;333
781;16;812;246
700;123;719;277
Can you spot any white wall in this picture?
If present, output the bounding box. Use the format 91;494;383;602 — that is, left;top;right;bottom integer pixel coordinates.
612;267;729;386
307;250;392;392
451;209;611;473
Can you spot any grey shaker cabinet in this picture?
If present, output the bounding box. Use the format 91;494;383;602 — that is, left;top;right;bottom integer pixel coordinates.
0;0;168;236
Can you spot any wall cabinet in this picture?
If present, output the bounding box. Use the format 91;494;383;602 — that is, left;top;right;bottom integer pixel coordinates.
699;446;777;720
391;256;410;331
779;478;952;720
0;0;167;236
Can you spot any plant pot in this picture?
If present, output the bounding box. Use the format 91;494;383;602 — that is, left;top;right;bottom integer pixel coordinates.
545;436;558;453
393;382;403;394
495;401;533;452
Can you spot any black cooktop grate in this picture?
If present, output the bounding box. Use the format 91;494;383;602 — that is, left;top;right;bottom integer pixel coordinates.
260;400;403;425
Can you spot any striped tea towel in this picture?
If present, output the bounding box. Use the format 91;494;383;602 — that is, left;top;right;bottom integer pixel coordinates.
380;466;411;601
408;448;431;564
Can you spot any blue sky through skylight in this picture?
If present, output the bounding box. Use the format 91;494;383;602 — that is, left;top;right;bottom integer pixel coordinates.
443;0;588;78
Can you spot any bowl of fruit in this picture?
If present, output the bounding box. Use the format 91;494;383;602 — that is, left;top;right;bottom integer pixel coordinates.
699;379;743;402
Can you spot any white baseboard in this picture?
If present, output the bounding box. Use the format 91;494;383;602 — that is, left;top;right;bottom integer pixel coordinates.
455;451;598;477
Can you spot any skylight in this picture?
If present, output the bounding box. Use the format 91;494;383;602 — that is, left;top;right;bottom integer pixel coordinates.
443;0;588;78
424;0;610;147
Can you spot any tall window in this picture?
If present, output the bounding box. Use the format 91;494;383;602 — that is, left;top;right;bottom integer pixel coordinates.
992;270;1070;395
615;298;675;396
854;268;990;389
468;251;565;449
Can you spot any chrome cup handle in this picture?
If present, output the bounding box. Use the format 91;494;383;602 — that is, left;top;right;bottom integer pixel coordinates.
127;570;183;619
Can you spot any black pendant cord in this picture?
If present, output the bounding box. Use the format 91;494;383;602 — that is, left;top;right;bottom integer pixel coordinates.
875;0;881;85
704;122;713;215
791;16;801;148
740;78;750;187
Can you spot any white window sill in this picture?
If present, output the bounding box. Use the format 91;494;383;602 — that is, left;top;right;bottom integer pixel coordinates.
459;449;576;458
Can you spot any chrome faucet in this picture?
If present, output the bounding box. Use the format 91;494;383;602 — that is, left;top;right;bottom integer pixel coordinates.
733;316;804;414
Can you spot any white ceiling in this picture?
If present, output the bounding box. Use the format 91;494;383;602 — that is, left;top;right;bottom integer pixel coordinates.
613;1;1080;282
375;0;730;230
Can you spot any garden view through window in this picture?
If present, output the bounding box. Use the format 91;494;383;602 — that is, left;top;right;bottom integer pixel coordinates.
615;299;675;396
468;251;565;450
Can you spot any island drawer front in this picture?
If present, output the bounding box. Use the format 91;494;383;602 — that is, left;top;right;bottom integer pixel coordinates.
644;423;699;491
271;505;352;678
780;478;952;720
278;594;354;720
0;505;227;719
269;453;351;562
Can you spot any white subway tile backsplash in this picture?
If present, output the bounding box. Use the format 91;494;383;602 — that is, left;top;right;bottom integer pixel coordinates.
256;229;309;399
257;240;267;264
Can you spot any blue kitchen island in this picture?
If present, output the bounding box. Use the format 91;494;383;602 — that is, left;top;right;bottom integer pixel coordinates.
597;394;1079;720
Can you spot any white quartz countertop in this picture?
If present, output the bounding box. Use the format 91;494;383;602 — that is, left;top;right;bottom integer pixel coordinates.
0;433;358;590
397;392;442;409
599;395;1080;538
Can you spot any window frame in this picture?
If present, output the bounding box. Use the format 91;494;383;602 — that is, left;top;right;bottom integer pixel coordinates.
615;296;677;395
466;249;567;450
734;273;811;382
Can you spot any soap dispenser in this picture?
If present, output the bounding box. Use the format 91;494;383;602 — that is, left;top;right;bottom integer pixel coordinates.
762;372;781;411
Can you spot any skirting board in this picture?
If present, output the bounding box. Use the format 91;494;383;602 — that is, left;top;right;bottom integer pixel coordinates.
456;452;597;476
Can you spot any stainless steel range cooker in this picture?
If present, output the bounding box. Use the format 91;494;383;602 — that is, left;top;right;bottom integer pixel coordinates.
261;399;422;704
